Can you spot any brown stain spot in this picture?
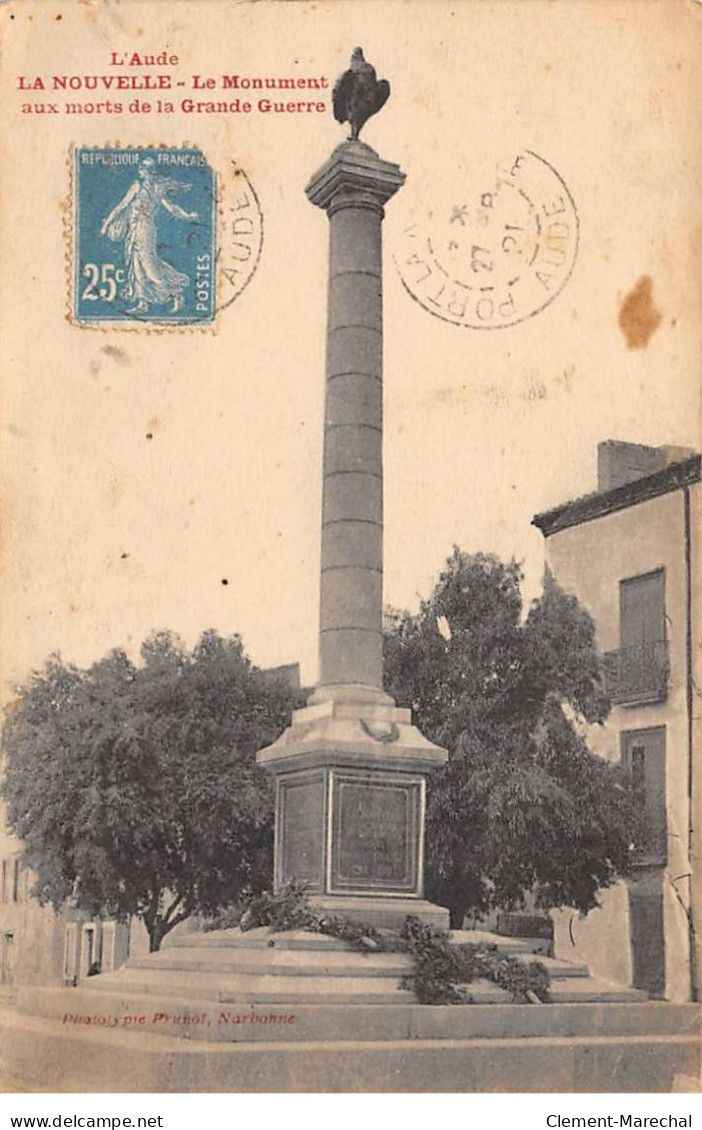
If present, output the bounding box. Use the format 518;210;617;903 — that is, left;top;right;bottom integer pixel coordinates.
618;276;662;349
101;344;129;366
56;13;63;20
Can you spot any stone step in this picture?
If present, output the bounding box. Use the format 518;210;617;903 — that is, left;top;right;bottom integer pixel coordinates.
448;930;536;954
3;1005;700;1091
17;986;700;1047
173;926;545;956
521;955;589;980
127;946;414;978
91;924;621;1009
549;976;647;1004
131;947;587;980
171;928;355;952
88;967;414;1005
145;938;587;982
109;951;590;1007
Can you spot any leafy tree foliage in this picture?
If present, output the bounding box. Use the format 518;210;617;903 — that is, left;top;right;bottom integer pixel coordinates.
384;550;637;929
2;631;299;951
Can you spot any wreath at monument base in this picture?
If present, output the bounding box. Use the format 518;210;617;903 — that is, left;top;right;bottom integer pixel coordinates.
205;881;551;1006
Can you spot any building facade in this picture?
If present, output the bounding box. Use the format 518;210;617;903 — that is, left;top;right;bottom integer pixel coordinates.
533;441;701;1002
0;814;134;992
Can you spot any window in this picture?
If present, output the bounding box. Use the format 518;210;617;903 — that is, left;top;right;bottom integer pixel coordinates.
63;923;78;984
621;726;667;864
605;570;668;705
81;926;96;978
620;569;666;650
631;747;646;808
80;923;103;979
0;859;22;903
0;933;14;987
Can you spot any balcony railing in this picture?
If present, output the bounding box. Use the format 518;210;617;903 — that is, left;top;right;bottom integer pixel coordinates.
603;640;669;706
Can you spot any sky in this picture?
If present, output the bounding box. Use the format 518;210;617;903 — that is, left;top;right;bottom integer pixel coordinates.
1;0;701;695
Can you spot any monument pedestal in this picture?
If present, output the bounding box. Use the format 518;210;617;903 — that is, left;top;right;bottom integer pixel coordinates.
257;694;449;929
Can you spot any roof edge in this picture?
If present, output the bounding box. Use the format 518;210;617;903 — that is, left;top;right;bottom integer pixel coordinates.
532;453;701;538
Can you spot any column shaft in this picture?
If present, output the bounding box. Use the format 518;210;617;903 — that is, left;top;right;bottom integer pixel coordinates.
320;202;384;689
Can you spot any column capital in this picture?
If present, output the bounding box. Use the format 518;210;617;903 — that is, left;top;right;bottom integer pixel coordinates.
306;139;405;216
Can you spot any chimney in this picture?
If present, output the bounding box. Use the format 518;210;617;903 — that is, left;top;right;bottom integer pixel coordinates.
597;441;697;492
597;441;667;492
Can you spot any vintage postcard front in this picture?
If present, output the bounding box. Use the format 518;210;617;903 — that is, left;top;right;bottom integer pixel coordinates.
0;0;701;1095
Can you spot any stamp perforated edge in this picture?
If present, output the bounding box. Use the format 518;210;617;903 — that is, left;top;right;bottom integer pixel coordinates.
63;142;264;334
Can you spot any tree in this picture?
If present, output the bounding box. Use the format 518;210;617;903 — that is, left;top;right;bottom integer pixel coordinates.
2;630;299;951
384;549;638;929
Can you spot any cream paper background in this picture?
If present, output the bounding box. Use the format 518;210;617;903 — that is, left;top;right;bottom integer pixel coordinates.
1;0;700;700
1;0;701;1098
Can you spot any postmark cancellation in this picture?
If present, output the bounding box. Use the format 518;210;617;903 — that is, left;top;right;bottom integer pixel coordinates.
393;150;579;330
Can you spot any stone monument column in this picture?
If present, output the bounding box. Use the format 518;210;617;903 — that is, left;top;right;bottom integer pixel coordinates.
311;143;402;702
257;51;448;930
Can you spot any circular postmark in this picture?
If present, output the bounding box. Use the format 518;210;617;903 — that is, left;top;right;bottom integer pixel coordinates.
393;150;578;330
216;158;264;316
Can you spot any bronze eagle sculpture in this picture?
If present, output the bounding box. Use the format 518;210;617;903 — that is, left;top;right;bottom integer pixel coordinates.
332;48;390;141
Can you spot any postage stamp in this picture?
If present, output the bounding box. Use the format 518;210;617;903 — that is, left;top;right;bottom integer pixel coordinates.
70;146;262;328
392;150;578;330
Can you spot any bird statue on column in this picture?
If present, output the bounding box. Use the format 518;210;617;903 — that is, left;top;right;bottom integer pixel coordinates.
332;47;391;141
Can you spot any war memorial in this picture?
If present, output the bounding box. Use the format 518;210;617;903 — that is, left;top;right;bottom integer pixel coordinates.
2;51;700;1094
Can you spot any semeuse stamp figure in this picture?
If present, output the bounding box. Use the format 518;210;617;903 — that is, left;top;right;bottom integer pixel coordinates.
72;146;219;326
100;157;198;315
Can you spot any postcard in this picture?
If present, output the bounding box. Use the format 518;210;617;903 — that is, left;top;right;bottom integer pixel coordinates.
0;0;700;1095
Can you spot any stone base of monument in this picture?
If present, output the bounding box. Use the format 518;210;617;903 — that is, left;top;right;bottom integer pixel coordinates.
5;925;700;1091
308;895;449;931
257;695;450;929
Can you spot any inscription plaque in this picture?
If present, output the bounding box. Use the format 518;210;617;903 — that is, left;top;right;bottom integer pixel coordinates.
331;774;420;892
278;773;325;890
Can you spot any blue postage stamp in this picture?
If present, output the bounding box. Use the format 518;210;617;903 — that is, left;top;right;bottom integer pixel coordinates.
73;147;217;326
